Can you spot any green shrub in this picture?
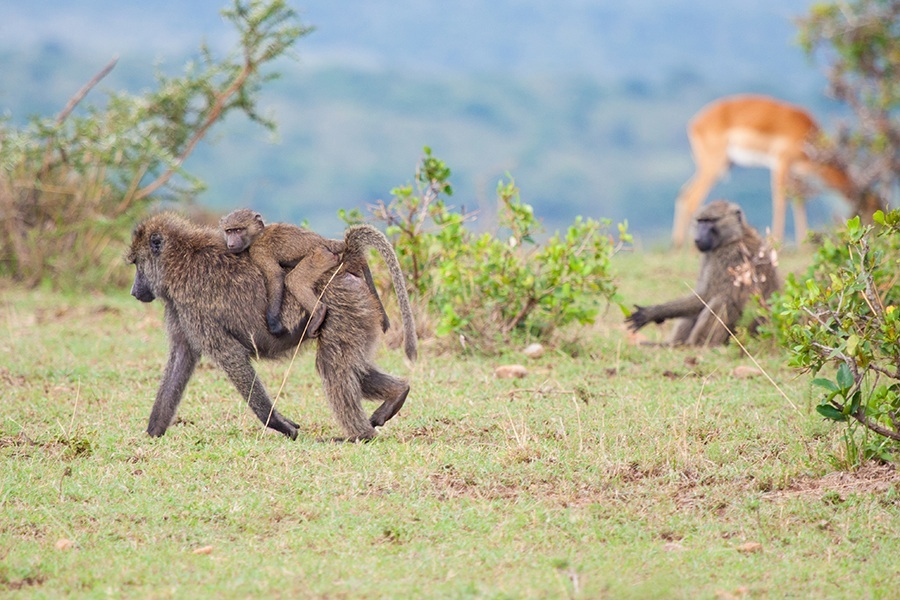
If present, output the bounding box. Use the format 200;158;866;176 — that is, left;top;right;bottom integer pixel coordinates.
348;147;630;353
766;210;900;463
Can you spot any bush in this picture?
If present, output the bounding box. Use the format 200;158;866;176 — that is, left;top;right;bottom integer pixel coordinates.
0;0;310;289
766;210;900;463
347;147;630;353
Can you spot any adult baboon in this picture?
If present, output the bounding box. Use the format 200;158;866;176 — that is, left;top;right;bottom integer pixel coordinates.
219;209;345;338
626;200;778;346
127;212;416;441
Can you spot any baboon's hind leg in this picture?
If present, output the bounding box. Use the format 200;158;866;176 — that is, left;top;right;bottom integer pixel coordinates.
686;297;734;346
316;357;376;441
669;317;698;345
363;367;410;427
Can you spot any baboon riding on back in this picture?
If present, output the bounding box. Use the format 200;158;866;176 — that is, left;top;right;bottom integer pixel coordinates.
127;212;416;441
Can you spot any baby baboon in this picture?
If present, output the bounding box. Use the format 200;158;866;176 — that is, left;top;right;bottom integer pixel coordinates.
127;212;417;441
626;200;779;346
220;209;344;337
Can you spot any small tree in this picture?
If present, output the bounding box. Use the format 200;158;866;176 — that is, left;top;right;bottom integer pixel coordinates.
0;0;311;288
766;0;900;466
766;210;900;464
797;0;899;209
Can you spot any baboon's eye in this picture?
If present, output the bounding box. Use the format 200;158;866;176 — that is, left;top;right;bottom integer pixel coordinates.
149;232;164;256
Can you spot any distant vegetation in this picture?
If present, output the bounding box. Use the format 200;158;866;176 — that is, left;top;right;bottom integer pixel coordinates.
0;0;843;241
2;9;900;595
0;1;310;288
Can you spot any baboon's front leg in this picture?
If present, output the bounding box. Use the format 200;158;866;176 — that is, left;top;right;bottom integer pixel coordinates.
147;312;200;437
686;296;735;347
626;295;705;331
216;352;299;439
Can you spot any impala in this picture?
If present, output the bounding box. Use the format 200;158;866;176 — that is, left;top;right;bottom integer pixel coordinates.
671;94;877;247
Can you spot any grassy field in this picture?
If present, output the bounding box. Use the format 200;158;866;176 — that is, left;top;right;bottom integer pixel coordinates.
1;249;898;598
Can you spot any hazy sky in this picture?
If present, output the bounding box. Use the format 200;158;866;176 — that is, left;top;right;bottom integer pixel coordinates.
2;0;819;82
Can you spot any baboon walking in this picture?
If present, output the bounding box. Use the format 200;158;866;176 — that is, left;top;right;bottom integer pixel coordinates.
127;212;416;441
627;200;779;346
220;209;346;337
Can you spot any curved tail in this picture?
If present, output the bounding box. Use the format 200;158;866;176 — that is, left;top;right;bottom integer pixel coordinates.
345;224;418;361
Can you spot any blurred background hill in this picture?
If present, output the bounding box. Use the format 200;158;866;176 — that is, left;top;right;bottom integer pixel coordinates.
0;0;843;244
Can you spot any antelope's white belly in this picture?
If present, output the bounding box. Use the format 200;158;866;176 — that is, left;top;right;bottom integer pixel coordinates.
726;144;778;169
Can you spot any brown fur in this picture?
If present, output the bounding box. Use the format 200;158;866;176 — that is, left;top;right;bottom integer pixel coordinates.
627;200;779;346
220;208;345;337
127;212;416;440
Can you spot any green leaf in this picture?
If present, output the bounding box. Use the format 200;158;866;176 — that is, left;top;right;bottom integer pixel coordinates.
811;378;839;392
805;279;821;299
836;363;854;391
816;404;848;422
845;334;859;357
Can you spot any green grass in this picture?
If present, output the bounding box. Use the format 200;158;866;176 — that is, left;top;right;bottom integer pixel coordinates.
2;249;898;598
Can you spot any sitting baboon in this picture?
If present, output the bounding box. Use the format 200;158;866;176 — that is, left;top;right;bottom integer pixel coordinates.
127;212;417;441
626;200;779;346
220;209;345;338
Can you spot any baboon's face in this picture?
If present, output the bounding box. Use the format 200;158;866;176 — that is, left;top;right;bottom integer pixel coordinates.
693;201;743;252
127;223;165;303
219;209;263;254
222;226;252;253
694;218;721;253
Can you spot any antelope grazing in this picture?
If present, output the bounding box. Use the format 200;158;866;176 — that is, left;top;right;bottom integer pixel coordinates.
671;94;878;246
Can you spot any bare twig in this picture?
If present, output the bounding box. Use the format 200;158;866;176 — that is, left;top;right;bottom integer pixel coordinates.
131;61;253;205
56;56;119;125
850;411;900;441
39;57;119;179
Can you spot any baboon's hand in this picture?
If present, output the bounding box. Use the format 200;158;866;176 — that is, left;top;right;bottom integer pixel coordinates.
310;246;341;269
266;312;288;336
625;305;660;331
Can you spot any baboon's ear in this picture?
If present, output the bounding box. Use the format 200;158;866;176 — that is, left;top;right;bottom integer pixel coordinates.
150;232;164;256
254;213;265;227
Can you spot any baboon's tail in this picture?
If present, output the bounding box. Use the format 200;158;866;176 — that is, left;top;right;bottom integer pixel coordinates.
345;224;417;362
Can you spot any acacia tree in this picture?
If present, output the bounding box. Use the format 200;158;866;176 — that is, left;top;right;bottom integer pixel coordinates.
797;0;899;207
0;0;311;288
